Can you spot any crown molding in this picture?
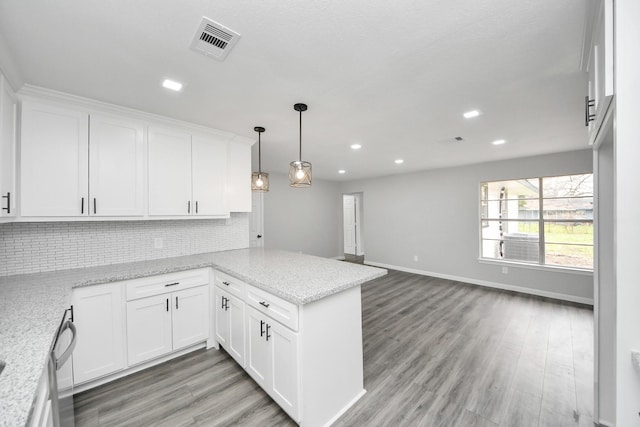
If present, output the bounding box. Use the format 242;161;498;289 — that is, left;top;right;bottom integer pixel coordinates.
18;84;255;145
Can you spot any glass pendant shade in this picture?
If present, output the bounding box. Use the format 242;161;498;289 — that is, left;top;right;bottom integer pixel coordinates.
289;103;312;188
251;126;269;192
251;171;270;192
288;161;312;187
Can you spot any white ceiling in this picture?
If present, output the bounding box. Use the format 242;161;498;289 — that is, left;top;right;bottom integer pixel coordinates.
0;0;588;181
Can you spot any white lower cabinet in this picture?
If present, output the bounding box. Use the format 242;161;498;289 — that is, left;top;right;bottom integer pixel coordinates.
127;285;209;366
214;271;366;427
215;287;246;366
126;293;173;365
246;306;299;420
72;282;125;384
172;286;210;349
71;268;210;388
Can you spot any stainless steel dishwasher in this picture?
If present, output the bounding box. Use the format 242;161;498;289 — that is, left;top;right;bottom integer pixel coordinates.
49;306;77;427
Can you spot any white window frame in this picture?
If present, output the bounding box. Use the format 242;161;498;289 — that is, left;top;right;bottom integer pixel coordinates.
479;174;594;272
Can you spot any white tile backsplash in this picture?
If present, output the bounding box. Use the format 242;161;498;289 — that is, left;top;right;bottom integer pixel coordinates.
0;214;249;276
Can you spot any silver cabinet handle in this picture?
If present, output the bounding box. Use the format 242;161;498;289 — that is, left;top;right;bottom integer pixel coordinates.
55;321;77;370
164;282;180;287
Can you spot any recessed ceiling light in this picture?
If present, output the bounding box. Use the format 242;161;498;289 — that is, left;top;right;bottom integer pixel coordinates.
463;110;480;119
162;79;183;92
492;139;507;145
395;159;404;164
338;170;346;174
350;144;362;150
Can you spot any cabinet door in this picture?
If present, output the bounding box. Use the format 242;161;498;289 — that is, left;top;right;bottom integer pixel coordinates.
246;307;271;389
20;102;89;216
72;283;125;384
0;74;16;218
89;114;145;216
226;141;251;212
126;294;173;365
172;286;209;350
148;126;192;215
270;320;299;420
215;289;230;347
192;134;227;216
227;293;246;367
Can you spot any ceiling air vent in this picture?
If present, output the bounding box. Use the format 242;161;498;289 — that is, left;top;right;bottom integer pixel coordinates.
190;17;240;61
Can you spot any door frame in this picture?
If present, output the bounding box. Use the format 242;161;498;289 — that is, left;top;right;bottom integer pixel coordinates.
250;192;264;248
342;192;364;257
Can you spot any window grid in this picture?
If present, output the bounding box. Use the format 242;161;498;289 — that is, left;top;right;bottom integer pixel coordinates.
480;174;593;270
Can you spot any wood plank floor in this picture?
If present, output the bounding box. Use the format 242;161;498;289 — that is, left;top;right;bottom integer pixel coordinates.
74;269;593;426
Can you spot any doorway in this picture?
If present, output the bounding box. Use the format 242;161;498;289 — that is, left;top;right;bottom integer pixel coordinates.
250;192;264;247
343;193;364;263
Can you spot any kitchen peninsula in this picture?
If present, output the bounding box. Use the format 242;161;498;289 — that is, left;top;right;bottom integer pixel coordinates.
0;248;386;426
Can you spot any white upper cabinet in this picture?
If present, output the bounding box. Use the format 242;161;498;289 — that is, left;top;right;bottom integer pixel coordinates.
192;134;227;216
20;102;146;217
89;114;145;216
20;102;89;217
226;140;251;212
586;0;614;145
148;126;193;216
17;89;252;220
148;126;228;217
0;73;17;219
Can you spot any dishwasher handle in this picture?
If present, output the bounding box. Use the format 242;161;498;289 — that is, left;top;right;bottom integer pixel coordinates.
55;320;77;370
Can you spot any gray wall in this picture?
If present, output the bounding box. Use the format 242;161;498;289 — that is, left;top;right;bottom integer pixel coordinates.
339;150;594;303
263;172;342;258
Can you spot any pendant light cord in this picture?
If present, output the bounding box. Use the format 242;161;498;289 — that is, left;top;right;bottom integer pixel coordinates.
299;109;302;162
258;132;262;173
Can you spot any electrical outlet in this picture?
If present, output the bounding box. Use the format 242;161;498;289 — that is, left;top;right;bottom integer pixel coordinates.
153;238;163;249
413;255;419;262
502;266;509;274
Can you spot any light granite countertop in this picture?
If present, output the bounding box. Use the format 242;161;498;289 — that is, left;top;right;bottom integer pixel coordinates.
0;248;386;426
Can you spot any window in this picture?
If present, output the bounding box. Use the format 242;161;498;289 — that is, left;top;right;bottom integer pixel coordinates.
480;174;593;270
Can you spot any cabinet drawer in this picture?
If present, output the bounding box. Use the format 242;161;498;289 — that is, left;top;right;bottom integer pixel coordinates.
125;268;210;301
246;284;299;331
214;270;246;299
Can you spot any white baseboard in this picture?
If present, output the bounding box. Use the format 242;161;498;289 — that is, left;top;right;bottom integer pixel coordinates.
322;388;366;427
365;261;594;306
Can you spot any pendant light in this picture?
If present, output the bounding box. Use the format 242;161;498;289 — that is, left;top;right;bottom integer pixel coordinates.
289;103;312;187
251;126;269;192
